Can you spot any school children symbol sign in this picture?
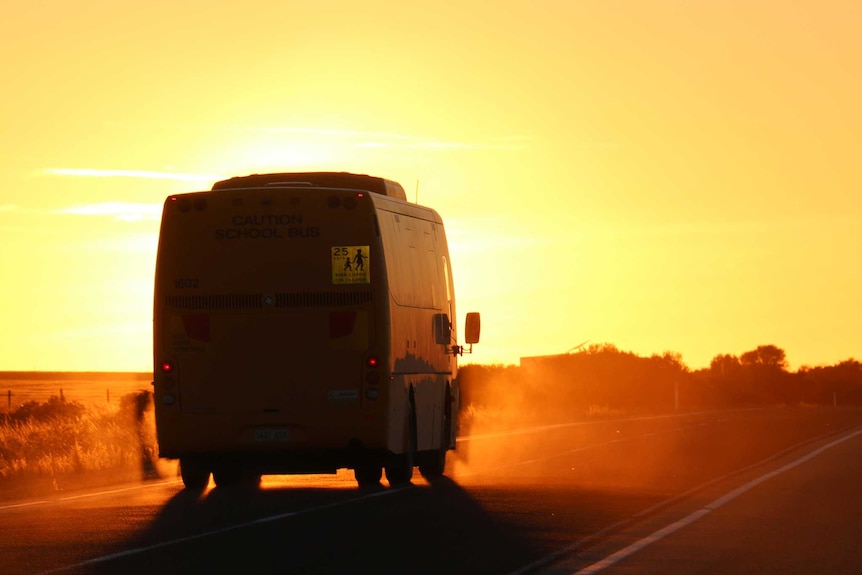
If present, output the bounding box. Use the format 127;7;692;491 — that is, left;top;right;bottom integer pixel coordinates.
331;246;370;284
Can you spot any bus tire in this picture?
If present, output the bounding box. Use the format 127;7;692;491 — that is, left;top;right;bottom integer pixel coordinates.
385;451;413;486
419;385;451;479
212;464;244;488
354;464;382;487
179;458;210;490
385;394;416;486
418;449;446;479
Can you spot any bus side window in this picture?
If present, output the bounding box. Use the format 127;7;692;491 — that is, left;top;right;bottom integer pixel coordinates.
433;313;452;345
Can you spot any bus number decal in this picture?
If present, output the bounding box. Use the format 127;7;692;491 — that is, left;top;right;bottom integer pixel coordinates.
328;390;359;402
174;278;200;289
331;246;370;284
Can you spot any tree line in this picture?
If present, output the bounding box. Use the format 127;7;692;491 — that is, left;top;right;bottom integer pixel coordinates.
457;344;862;426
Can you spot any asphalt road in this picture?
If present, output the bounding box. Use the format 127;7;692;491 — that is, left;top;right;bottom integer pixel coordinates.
2;406;861;575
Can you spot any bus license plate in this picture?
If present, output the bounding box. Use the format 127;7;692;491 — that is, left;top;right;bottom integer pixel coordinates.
254;429;290;442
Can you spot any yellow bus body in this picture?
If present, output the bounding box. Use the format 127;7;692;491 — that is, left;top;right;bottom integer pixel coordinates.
152;173;473;488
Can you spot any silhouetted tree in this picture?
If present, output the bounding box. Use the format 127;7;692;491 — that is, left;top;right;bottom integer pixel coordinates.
710;354;742;377
459;344;862;422
740;345;788;370
707;354;746;406
797;359;862;405
738;345;794;404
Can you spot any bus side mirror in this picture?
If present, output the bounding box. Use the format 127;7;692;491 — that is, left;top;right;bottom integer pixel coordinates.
464;312;480;345
433;313;452;345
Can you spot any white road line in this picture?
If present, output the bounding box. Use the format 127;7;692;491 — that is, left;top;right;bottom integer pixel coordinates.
36;486;404;574
572;428;862;575
0;480;182;512
457;412;716;443
56;480;184;502
0;499;50;511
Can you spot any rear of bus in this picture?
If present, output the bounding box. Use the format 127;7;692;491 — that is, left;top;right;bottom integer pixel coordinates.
152;174;396;487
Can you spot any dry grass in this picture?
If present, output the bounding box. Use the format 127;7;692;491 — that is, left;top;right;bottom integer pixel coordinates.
0;392;158;491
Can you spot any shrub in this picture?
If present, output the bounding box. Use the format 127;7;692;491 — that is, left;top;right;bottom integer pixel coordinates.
0;392;157;485
7;395;85;424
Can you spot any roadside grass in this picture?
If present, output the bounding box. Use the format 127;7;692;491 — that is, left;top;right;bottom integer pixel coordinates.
0;392;159;496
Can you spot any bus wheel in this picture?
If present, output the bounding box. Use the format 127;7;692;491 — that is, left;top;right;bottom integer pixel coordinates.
385;396;416;486
179;458;210;490
418;449;446;479
384;451;413;486
419;386;450;479
212;464;244;488
354;464;382;487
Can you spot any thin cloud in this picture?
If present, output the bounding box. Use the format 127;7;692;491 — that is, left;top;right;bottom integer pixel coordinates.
446;215;546;253
233;125;532;152
56;202;163;222
45;168;221;182
408;138;529;151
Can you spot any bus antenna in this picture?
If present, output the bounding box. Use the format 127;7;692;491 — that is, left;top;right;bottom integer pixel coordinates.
566;341;589;354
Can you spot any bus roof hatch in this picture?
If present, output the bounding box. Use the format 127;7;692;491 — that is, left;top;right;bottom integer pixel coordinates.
211;172;407;201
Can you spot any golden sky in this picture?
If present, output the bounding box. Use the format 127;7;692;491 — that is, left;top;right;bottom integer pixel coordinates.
1;0;860;372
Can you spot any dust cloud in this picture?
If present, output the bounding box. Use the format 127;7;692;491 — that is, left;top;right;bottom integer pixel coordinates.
449;358;768;496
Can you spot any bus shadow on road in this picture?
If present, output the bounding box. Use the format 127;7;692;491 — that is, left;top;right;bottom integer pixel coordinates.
88;473;556;575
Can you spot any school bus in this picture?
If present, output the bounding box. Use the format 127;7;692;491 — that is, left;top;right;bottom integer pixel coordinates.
152;172;480;489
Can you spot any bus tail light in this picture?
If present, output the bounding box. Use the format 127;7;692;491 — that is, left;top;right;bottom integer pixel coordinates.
366;356;379;368
158;360;177;393
326;193;365;210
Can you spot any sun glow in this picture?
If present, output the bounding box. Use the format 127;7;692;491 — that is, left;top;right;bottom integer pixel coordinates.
2;0;861;371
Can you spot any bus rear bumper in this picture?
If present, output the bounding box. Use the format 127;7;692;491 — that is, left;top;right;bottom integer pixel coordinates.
161;441;393;475
156;413;392;473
